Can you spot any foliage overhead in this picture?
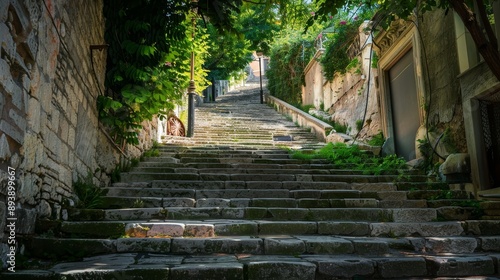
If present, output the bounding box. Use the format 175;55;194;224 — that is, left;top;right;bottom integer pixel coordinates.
101;0;209;145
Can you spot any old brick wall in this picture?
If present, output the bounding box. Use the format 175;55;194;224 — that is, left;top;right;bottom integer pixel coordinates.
0;0;157;263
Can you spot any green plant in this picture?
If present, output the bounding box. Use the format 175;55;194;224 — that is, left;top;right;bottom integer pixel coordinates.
133;199;145;208
368;131;385;146
333;122;348;134
290;142;407;176
73;173;105;209
356;119;363;132
267;32;314;104
100;2;210;146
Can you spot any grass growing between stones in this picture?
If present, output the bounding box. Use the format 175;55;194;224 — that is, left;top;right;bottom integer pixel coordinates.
73;174;106;209
290;142;408;175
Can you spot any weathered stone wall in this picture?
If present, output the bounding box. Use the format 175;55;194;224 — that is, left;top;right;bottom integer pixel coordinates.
0;0;157;264
302;22;381;140
419;10;467;154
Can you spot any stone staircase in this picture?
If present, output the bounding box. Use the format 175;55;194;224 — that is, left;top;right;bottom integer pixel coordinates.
7;83;500;279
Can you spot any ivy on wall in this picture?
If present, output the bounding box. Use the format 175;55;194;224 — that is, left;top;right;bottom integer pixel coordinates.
266;32;315;104
320;8;375;80
100;0;209;146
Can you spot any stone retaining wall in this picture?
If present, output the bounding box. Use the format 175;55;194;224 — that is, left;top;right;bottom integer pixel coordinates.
265;95;333;141
302;22;381;141
0;0;157;262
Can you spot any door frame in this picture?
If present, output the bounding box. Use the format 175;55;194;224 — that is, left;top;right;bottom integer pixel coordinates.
376;23;426;158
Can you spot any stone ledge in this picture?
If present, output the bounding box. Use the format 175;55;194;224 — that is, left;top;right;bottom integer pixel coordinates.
265;95;333;141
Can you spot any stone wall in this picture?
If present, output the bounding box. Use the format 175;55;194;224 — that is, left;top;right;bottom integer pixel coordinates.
0;0;157;264
302;22;381;141
419;10;467;154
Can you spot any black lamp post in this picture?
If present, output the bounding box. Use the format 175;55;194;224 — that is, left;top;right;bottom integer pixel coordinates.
257;52;264;104
187;0;198;137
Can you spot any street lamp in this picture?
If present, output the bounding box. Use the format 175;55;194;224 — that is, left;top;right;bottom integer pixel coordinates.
256;52;264;104
187;0;198;137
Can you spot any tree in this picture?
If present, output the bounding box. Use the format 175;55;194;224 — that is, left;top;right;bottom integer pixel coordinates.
310;0;500;81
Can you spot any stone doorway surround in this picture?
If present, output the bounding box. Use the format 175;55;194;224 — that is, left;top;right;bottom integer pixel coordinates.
374;19;426;159
459;61;500;190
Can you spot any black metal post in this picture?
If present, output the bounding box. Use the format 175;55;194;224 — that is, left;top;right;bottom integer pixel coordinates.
259;56;263;104
187;81;195;137
187;0;197;137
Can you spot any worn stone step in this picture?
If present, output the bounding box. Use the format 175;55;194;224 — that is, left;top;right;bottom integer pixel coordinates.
54;219;500;239
119;172;422;183
99;194;428;209
6;252;500;279
67;207;439;222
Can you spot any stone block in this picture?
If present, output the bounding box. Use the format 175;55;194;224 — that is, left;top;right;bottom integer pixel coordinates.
184;224;215;237
300;236;354;254
375;191;407;200
437;206;472;220
0;57;15;95
318;222;371;236
480;236;500;251
0;201;5;240
351;239;389;254
163;198;195;207
264;238;305;255
244;207;268;219
116;238;171;253
229;198;250;207
222;208;245;219
28;238;116;259
251;198;296;208
171;237;263;254
298;199;331;208
312;257;375;279
344;198;378;208
425;237;478;253
375;257;427;278
246;261;316;280
440;153;470;175
214;221;258;236
197;198;230;207
170;263;243;280
321;190;360;199
105;208;166;220
61;221;125;238
425;255;495;277
0;134;11;160
15;208;37;234
466;220;500;235
370;222;464;237
258;221;317;235
0;120;23;144
392;208;436;222
145;223;185;237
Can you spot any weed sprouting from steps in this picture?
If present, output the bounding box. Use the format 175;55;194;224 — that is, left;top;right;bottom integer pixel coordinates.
290;142;408;175
141;142;161;160
73;173;105;209
133;198;145;208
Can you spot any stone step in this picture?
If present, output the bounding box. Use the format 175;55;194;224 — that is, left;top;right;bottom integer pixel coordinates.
129;167;420;177
46;219;500;239
22;232;500;262
6;252;499;279
66;206;441;222
104;186;409;200
101;196;427;209
119;172;429;183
